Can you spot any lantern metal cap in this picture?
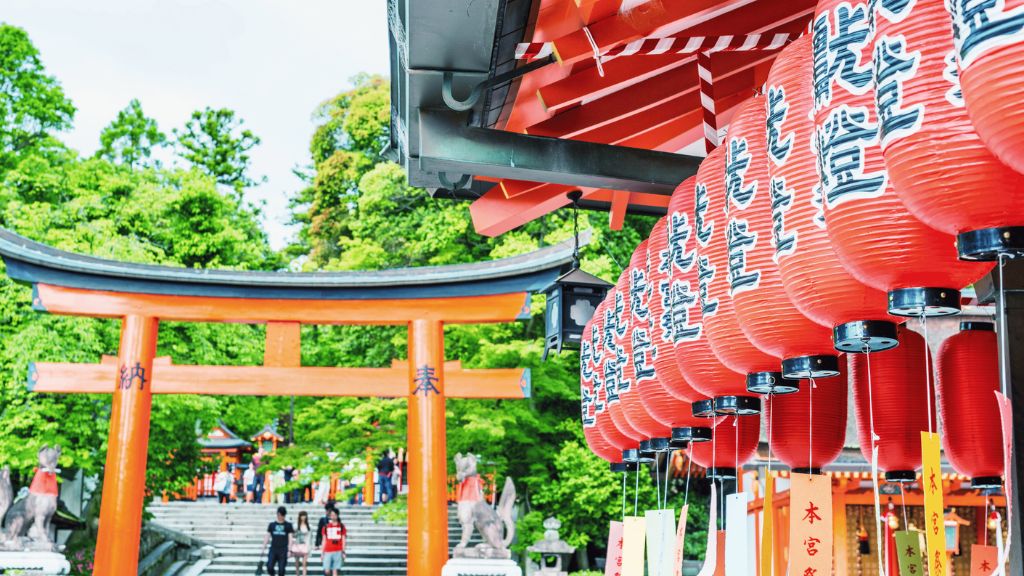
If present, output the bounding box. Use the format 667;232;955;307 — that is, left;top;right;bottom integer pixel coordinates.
970;476;1003;489
833;320;899;353
884;470;917;483
691;399;717;418
713;395;761;415
746;371;800;395
545;265;613;292
887;287;961;317
705;467;737;480
622;448;640;463
961;321;995;332
650;437;671;452
610;462;640;473
792;467;824;476
957;226;1024;261
670;426;712;447
781;355;840;380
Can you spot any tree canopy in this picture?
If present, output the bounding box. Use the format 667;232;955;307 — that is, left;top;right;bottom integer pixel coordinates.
174;107;263;195
97;99;166;168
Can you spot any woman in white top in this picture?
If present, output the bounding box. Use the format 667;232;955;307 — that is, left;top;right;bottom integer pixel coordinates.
215;467;233;504
243;463;256;503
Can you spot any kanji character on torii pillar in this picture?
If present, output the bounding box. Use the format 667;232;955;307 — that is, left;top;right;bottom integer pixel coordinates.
0;228;574;576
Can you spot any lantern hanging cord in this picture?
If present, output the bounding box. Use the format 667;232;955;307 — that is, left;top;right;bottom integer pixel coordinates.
684;452;693;507
634;458;640;516
899;482;908;531
923;315;934;434
999;253;1010;397
864;344;887;576
808;377;815;473
622;468;627;520
570;191;581;269
734;415;739;487
663;450;672;508
655;451;662;508
582;26;606;78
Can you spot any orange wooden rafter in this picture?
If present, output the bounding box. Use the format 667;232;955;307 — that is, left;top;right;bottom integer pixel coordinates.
33;284;531;325
28;360;531;399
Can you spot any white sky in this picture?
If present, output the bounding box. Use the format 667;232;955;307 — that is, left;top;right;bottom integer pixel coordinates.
2;0;391;249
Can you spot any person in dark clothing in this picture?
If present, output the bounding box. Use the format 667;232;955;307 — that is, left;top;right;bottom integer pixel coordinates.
261;506;294;576
315;499;337;548
252;452;265;504
377;451;395;503
283;466;294;504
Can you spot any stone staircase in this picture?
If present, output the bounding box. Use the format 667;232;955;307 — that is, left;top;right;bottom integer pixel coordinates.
148;500;469;575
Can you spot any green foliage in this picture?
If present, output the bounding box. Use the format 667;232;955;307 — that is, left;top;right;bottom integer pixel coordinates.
97;99;166;168
174;107;263;194
372;494;408;526
0;24;75;170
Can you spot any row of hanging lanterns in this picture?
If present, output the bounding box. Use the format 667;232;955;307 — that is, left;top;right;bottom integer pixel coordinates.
572;0;1016;486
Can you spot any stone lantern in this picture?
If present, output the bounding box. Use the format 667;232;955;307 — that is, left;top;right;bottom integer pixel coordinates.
526;517;576;575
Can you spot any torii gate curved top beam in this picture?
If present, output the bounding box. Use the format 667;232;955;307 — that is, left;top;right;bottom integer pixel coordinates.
0;227;583;324
0;226;580;576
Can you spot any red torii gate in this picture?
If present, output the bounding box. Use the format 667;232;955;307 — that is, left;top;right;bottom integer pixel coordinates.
0;228;570;576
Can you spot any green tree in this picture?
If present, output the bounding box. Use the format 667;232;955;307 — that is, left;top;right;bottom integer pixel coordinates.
174;107;263;194
97;99;166;168
0;24;75;169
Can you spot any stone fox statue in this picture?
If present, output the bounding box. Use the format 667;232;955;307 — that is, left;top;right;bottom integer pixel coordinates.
3;445;60;550
454;453;516;553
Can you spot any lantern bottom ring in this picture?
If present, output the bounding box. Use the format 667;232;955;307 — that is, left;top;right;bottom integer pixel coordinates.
883;470;917;483
705;467;737;480
623;448;654;464
833;320;899;353
970;476;1003;490
746;371;800;395
957;226;1024;261
670;426;713;447
781;354;840;379
791;467;824;476
640;437;671;456
887;287;961;318
713;395;761;416
610;462;640;473
691;399;718;418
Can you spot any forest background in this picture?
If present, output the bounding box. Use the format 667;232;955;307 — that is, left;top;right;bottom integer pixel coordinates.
0;23;710;565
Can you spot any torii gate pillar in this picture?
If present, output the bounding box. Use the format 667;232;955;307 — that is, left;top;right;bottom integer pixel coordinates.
94;315;159;573
408;319;448;575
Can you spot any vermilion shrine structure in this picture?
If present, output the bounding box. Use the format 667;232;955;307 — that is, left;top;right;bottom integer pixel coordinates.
0;228;570;576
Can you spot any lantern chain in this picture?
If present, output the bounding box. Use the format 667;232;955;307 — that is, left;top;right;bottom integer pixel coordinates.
569;190;582;269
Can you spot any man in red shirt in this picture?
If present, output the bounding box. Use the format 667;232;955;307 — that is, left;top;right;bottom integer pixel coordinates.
319;508;347;575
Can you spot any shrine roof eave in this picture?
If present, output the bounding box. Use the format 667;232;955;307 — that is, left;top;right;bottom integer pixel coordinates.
0;228;583;301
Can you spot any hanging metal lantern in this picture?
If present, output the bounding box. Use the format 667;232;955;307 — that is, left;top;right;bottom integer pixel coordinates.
766;34;899;354
813;0;991;323
543;192;612;360
666;178;757;417
936;322;1004;489
725;93;839;380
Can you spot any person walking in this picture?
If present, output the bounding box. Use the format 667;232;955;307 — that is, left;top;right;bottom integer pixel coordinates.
253;451;266;504
260;506;294;576
215;467;232;504
243;463;256;503
291;510;312;576
319;508;347;576
314;499;337;549
376;451;395;504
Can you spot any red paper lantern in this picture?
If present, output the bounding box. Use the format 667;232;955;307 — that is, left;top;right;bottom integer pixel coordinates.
581;321;623;464
849;325;934;481
646;216;714;445
591;299;641;454
951;0;1024;258
596;294;645;447
696;131;785;399
666;178;754;416
766;356;848;473
813;0;991;325
874;1;1024;261
725;93;839;380
936;322;1004;488
766;34;898;353
621;242;673;449
689;415;762;480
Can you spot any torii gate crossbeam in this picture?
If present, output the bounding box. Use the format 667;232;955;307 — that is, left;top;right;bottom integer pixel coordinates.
0;228;572;576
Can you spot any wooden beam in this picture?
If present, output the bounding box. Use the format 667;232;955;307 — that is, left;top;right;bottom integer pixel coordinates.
27;361;532;399
33;284;532;325
264;322;300;367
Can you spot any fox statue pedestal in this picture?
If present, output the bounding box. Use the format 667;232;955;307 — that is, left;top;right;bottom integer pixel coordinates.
442;558;522;576
0;551;71;574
